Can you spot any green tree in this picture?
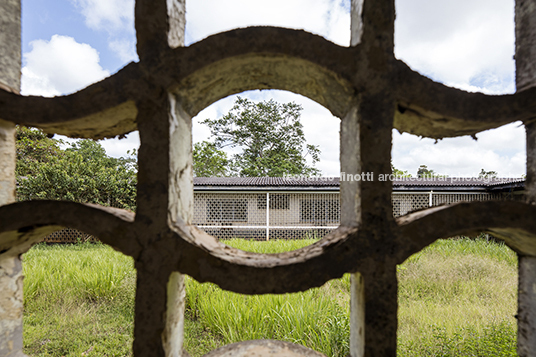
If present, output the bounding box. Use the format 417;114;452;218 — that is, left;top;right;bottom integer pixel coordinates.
201;97;321;177
193;141;231;177
391;162;412;178
16;127;137;211
417;164;438;178
478;169;498;179
16;126;63;177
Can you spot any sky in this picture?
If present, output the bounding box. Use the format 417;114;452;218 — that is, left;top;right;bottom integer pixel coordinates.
20;0;524;178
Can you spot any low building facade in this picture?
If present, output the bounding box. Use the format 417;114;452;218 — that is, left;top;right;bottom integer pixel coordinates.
193;177;525;241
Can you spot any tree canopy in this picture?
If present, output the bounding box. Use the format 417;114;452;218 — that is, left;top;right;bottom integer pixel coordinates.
391;162;412;178
417;165;441;178
478;169;498;179
200;97;321;177
16;127;137;211
193;141;232;177
16;126;62;177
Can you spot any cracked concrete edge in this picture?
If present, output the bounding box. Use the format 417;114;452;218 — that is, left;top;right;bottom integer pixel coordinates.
394;61;536;138
0;201;138;260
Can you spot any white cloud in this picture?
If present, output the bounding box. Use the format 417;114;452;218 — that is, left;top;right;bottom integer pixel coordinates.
71;0;136;63
185;0;350;46
21;67;60;97
392;122;526;178
71;0;134;31
99;132;140;158
395;0;515;93
21;35;109;96
108;39;138;63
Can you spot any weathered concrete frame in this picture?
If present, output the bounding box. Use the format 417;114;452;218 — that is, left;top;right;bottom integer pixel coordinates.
1;0;536;356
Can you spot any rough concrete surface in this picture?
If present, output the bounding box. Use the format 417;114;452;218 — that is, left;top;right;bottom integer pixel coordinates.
1;0;536;356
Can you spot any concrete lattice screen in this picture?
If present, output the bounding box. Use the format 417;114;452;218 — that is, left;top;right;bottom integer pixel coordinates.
2;0;536;356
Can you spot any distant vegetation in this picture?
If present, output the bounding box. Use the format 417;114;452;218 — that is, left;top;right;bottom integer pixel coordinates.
195;97;321;177
22;238;517;356
16;126;137;210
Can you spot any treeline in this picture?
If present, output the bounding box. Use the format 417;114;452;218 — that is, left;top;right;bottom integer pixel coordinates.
16;126;137;210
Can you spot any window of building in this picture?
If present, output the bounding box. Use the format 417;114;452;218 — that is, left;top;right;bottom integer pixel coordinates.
392;200;401;218
257;194;290;210
207;199;248;222
300;198;340;223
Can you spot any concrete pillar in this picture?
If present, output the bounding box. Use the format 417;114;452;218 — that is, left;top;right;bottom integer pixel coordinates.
134;91;191;357
350;0;364;46
347;5;366;354
0;0;21;93
518;256;536;356
167;92;193;227
163;272;186;357
134;2;188;351
340;105;361;227
515;0;536;92
163;92;192;357
134;93;191;356
0;257;24;357
350;273;365;357
166;0;186;49
518;125;536;356
0;1;22;356
135;0;185;62
163;3;188;351
0;120;16;205
516;1;536;355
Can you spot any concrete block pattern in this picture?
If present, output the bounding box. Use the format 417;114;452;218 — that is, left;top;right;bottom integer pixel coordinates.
1;0;536;356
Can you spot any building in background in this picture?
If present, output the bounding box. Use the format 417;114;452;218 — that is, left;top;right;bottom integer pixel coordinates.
43;177;524;243
193;177;525;241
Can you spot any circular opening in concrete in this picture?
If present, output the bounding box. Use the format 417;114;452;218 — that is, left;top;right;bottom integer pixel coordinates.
191;89;341;253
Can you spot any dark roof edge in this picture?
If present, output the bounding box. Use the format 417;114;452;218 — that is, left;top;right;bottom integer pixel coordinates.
194;186;340;192
193;177;526;190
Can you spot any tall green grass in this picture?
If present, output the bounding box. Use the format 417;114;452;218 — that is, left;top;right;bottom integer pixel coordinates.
184;238;350;356
221;238;319;253
23;243;135;356
21;237;518;356
398;237;518;356
185;276;350;356
24;243;134;302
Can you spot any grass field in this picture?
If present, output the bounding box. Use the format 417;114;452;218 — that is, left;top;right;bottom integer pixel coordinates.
21;237;518;356
397;238;517;356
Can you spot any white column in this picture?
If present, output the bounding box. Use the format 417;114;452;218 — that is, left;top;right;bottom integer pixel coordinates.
266;192;270;241
350;273;365;357
163;92;191;357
